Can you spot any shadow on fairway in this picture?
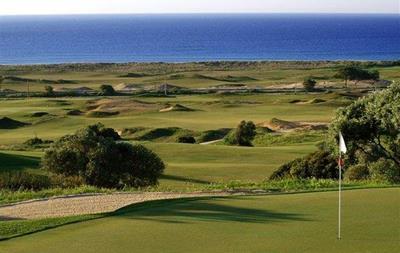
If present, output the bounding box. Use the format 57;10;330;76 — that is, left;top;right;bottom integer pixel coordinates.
0;152;41;171
115;197;310;224
160;174;211;185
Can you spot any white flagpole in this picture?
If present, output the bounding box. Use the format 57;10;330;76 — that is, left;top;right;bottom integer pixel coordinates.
338;151;342;240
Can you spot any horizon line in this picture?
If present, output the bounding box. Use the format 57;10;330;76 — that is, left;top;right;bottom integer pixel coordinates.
0;12;399;17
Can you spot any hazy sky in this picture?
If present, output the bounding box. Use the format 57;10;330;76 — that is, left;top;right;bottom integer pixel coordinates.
0;0;398;16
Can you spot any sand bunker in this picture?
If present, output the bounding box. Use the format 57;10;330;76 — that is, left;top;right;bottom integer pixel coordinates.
159;104;194;112
258;118;328;132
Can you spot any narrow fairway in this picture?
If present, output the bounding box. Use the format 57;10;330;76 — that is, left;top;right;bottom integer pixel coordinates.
1;188;399;253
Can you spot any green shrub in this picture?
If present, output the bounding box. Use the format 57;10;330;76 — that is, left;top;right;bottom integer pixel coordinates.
99;84;116;96
224;121;256;146
50;175;85;188
223;130;238;145
345;164;370;180
369;159;400;183
42;124;165;188
303;77;317;91
122;144;165;187
0;172;51;191
88;123;121;140
269;150;338;180
24;137;44;146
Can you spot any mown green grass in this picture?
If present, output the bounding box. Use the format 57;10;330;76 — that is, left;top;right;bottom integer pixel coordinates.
0;93;345;144
1;188;398;253
0;141;317;191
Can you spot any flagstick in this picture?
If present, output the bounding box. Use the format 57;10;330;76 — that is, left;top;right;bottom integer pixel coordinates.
338;152;342;240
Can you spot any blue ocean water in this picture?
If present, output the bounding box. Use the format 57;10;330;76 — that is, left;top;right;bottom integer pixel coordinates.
0;14;399;64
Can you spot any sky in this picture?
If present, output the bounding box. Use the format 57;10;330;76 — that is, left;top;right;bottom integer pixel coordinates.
0;0;398;16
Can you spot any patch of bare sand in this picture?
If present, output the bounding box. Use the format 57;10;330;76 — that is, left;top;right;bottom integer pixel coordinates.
258;118;328;132
0;192;238;220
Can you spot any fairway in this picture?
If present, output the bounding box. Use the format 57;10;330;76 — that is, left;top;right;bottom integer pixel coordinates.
1;188;398;253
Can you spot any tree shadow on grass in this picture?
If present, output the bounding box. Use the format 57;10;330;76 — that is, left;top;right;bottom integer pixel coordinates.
114;197;311;224
0;152;40;171
160;174;211;185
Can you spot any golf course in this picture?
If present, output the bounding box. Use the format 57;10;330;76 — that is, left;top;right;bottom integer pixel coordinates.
0;62;399;252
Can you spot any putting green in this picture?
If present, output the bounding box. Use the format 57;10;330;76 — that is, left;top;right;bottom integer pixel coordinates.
1;188;398;253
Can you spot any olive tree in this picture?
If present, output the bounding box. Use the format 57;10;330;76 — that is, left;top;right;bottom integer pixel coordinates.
330;83;400;168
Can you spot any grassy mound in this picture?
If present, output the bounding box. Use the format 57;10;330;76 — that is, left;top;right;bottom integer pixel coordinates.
159;104;194;112
132;127;195;142
86;111;119;118
263;118;300;131
66;110;83;116
196;128;232;143
307;98;326;104
0;117;30;129
86;98;159;114
254;130;325;146
30;112;50;117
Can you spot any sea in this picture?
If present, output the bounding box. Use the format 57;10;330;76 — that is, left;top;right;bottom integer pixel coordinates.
0;14;399;64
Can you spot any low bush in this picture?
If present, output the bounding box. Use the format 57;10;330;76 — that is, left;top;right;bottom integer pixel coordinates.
24;137;44;146
345;164;370;180
369;159;400;183
269;150;338;180
0;172;52;191
50;174;85;188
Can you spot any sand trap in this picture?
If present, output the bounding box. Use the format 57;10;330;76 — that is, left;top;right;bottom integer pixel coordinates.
0;192;236;220
159;104;194;112
258;118;328;132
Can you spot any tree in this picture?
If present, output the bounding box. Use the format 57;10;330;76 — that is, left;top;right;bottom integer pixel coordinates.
42;124;164;188
303;77;317;91
336;64;380;86
99;84;116;96
330;83;400;168
44;85;54;96
235;120;256;146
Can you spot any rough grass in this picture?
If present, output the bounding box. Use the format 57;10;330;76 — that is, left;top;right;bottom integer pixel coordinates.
0;188;398;253
253;130;326;146
1;62;398;92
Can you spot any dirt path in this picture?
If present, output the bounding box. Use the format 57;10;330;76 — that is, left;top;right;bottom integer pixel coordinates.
0;192;236;220
199;139;223;145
